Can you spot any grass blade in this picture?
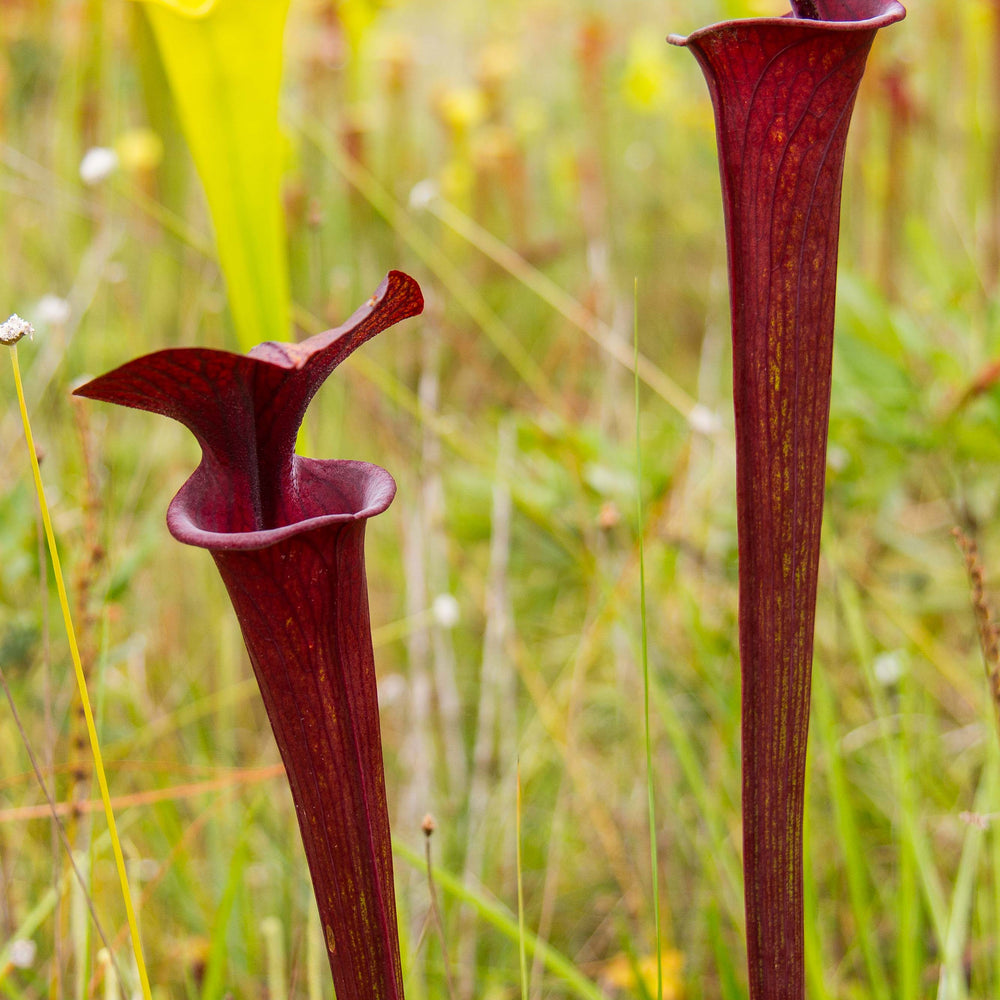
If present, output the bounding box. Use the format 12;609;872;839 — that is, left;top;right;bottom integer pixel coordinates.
7;342;152;1000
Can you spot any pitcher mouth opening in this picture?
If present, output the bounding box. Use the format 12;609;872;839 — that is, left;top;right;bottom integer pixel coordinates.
166;459;397;551
668;0;905;46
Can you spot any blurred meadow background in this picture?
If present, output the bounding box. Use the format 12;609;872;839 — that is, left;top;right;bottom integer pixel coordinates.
2;0;1000;997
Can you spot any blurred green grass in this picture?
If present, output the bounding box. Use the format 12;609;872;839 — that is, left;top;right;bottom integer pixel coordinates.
3;0;1000;998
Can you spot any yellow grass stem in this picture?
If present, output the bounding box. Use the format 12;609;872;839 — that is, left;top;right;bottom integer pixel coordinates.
8;344;153;1000
635;281;662;1000
516;759;528;1000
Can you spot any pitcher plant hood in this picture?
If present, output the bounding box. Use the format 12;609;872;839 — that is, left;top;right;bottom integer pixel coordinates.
75;270;423;1000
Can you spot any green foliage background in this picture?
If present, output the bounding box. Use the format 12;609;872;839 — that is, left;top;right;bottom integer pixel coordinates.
2;0;1000;998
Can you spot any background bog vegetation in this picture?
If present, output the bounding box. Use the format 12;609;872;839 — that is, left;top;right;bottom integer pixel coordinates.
2;0;1000;998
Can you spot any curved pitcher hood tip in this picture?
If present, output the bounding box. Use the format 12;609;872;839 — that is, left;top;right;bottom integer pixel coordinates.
73;270;422;546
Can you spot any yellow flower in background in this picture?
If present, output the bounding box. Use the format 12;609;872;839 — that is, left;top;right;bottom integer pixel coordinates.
436;85;488;136
434;84;488;205
115;128;164;173
439;160;475;204
477;42;518;86
599;948;685;999
621;28;678;113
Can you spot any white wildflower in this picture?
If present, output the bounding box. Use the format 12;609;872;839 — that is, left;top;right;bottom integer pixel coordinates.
408;179;440;211
873;649;906;687
35;294;70;326
432;593;461;629
9;939;37;969
0;314;34;345
79;146;119;185
377;672;407;706
826;444;849;473
687;403;722;435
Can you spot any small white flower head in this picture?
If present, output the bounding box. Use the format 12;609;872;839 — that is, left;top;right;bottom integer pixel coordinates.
408;179;440;211
432;593;461;629
826;443;849;473
624;140;655;173
687;403;722;436
35;294;70;327
9;939;37;969
377;672;407;706
79;146;119;185
873;649;906;687
0;314;34;345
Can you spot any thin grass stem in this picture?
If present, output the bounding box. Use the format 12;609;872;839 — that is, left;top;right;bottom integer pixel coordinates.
936;755;997;999
634;280;662;1000
261;917;288;1000
802;773;833;1000
831;552;950;951
516;760;529;1000
422;817;457;1000
993;800;1000;996
7;345;153;1000
812;662;891;999
0;660;125;995
897;717;921;1000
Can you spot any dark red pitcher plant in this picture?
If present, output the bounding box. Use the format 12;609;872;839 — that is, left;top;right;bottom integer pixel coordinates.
76;271;423;1000
669;2;904;997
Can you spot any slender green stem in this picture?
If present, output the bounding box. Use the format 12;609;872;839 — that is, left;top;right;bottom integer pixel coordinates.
423;820;457;1000
8;344;153;1000
812;662;890;1000
516;759;529;1000
392;838;606;1000
634;280;662;1000
0;658;125;995
993;789;1000;996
